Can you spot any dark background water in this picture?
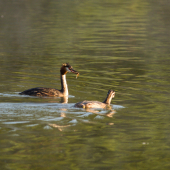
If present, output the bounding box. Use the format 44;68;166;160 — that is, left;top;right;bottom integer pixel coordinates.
0;0;170;169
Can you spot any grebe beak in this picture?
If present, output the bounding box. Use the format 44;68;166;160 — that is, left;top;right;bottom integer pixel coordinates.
67;67;79;78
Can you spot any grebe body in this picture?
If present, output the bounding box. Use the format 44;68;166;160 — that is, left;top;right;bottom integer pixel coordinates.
19;63;79;97
74;90;115;109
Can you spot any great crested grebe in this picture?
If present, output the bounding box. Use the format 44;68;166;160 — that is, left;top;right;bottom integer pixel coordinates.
74;90;115;109
19;63;79;97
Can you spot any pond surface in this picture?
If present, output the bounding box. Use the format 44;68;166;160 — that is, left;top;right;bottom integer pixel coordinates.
0;0;170;169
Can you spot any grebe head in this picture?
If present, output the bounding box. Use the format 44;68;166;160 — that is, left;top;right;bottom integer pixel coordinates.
60;63;79;77
107;90;115;99
103;90;115;105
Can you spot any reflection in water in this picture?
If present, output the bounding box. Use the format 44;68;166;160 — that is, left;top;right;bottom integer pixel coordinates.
83;108;116;118
60;108;67;117
49;123;71;131
49;107;116;131
49;108;70;131
106;110;116;118
60;96;68;103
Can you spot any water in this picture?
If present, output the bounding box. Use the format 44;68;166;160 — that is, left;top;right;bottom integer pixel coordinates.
0;0;170;169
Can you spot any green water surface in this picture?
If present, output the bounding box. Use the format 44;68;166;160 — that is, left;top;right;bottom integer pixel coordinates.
0;0;170;170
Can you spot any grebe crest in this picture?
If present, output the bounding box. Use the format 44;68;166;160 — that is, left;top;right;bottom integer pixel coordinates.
74;90;115;109
19;63;79;97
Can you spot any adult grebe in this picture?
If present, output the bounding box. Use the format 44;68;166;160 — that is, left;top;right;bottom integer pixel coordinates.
19;63;79;97
74;90;115;108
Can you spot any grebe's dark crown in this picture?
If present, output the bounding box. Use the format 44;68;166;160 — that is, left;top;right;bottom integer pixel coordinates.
62;63;72;68
108;90;115;94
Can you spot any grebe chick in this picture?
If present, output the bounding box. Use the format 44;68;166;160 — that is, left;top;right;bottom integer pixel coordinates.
19;63;79;97
74;90;115;109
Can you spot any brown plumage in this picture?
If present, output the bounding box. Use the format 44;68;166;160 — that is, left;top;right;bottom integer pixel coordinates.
19;63;79;97
74;90;115;108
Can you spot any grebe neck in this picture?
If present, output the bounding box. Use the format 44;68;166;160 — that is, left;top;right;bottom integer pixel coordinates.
60;74;68;96
103;92;113;105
